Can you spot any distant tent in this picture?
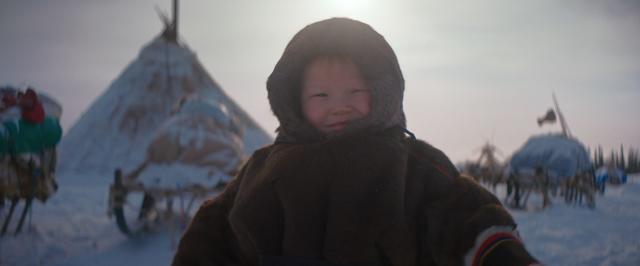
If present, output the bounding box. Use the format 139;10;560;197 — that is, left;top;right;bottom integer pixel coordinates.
506;134;592;183
59;20;272;176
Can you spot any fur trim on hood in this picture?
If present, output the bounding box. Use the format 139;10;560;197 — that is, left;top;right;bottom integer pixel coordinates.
267;17;406;143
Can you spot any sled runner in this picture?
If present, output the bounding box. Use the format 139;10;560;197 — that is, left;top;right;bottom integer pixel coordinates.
108;165;228;236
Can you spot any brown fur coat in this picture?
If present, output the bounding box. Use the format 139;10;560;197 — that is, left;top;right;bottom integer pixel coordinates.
173;18;536;266
172;129;534;266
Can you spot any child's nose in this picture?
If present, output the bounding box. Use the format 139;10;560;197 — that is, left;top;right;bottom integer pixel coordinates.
331;105;351;116
330;97;353;115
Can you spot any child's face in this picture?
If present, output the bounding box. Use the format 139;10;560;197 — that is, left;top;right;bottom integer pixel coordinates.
301;57;371;134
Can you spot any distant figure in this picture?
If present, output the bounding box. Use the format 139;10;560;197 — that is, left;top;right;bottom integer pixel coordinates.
0;89;22;137
1;90;18;112
0;90;22;123
535;166;551;208
507;170;522;208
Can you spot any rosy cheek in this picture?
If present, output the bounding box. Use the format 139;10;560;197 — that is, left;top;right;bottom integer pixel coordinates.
354;93;371;115
303;101;324;125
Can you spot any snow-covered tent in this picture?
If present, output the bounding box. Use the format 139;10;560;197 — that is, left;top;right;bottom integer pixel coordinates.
59;29;272;176
506;134;592;183
135;98;245;188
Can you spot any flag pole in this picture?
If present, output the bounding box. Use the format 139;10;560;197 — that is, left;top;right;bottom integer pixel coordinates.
552;93;572;138
173;0;178;38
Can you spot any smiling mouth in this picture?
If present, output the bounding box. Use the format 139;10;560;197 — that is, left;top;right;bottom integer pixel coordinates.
326;121;349;131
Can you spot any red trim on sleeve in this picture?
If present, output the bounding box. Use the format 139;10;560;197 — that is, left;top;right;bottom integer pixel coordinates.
471;232;521;266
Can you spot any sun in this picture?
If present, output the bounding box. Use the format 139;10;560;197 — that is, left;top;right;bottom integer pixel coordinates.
329;0;372;13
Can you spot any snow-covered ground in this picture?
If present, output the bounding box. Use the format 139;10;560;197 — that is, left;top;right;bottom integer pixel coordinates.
508;174;640;265
1;173;639;266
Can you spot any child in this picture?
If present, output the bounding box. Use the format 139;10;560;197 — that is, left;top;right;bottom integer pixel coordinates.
172;18;539;266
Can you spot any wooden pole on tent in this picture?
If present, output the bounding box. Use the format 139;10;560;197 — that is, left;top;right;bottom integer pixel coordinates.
553;93;572;138
173;0;178;37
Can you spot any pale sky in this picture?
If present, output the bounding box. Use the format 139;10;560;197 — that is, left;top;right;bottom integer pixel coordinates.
1;0;638;162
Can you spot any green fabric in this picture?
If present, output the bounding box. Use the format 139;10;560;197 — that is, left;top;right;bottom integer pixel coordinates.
0;117;62;155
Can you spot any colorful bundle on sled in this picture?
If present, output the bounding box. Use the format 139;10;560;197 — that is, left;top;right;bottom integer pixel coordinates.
0;86;62;202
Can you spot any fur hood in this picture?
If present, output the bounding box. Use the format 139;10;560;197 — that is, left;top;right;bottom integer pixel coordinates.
267;17;406;143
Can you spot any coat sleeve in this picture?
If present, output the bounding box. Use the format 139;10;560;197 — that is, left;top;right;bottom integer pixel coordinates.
415;142;538;266
171;156;254;266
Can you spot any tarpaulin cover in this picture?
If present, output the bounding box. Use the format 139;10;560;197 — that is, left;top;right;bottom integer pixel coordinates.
0;117;62;155
507;134;592;182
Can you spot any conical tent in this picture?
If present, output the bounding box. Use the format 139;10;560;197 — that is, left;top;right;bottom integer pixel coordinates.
59;35;272;176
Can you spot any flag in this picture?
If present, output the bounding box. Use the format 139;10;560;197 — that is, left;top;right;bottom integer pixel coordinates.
537;108;556;127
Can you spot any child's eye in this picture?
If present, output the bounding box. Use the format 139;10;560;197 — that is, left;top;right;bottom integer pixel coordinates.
351;89;368;94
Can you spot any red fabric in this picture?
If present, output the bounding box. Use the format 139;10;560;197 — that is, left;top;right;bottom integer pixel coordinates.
472;232;520;266
22;102;45;123
20;89;46;123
